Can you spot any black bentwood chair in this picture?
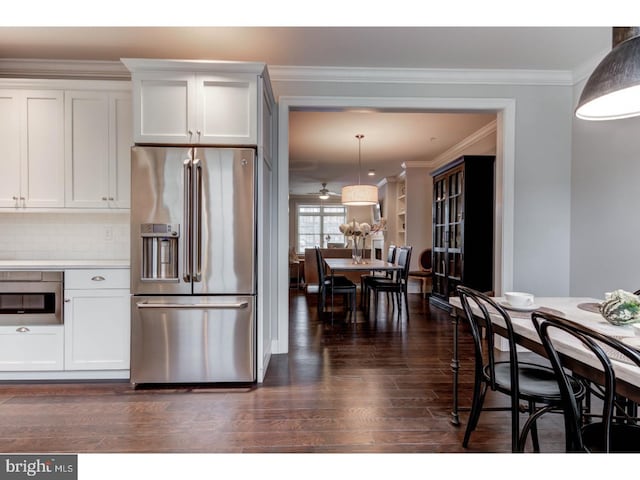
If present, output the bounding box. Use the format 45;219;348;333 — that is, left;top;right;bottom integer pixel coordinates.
532;311;640;452
456;286;586;452
314;247;357;321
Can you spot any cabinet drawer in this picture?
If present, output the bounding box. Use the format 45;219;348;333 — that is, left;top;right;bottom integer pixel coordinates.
0;325;63;371
65;269;130;289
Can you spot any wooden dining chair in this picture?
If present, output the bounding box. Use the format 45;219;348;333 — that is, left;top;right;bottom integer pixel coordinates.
532;311;640;452
408;248;432;297
360;244;396;308
457;286;587;452
365;246;412;320
314;247;357;321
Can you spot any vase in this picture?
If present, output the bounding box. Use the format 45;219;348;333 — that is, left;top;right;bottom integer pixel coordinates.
352;236;363;264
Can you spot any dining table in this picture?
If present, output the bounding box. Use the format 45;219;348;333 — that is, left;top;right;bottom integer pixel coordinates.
448;295;640;426
323;257;403;322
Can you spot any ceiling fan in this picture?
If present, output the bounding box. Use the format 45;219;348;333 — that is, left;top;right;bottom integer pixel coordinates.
310;182;340;200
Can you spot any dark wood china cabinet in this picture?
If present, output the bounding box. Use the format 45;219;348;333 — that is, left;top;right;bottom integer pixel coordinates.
430;155;495;310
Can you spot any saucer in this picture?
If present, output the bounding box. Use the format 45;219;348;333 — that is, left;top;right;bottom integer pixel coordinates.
498;300;538;312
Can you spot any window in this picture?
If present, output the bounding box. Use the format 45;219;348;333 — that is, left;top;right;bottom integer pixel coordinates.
297;204;347;253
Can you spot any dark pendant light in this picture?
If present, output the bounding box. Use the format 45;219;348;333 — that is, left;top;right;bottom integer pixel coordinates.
576;27;640;120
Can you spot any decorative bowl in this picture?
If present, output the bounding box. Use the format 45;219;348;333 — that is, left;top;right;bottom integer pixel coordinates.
599;289;640;326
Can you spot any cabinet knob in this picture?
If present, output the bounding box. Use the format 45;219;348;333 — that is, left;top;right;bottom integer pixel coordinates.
102;197;108;201
64;298;71;303
16;327;30;333
196;130;201;137
188;130;193;138
20;197;25;201
108;197;114;201
12;196;18;201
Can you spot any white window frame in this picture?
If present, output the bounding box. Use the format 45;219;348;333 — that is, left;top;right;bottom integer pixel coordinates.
296;203;347;253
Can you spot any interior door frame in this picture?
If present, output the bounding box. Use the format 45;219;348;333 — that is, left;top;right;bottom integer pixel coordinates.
275;95;516;354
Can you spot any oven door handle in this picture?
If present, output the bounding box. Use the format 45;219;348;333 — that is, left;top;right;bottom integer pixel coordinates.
136;301;248;309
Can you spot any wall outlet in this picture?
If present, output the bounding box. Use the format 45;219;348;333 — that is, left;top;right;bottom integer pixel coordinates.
104;226;114;241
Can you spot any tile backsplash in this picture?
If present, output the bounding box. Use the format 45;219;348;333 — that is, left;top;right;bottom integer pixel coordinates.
0;212;129;260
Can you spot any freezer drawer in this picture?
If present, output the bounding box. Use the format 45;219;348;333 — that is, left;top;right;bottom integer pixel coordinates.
131;296;255;384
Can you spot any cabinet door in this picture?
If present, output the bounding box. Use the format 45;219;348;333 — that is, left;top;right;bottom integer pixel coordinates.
108;92;132;208
0;91;22;207
21;90;65;208
196;73;257;145
133;72;195;144
0;325;64;371
64;289;130;370
65;90;110;208
432;175;448;298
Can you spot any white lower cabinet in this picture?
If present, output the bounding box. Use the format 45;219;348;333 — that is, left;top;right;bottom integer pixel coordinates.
0;325;64;371
64;269;130;372
64;289;130;370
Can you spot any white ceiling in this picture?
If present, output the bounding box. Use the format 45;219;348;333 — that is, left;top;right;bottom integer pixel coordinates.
0;27;609;69
0;26;612;197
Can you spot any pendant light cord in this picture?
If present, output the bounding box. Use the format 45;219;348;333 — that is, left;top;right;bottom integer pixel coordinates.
356;133;364;185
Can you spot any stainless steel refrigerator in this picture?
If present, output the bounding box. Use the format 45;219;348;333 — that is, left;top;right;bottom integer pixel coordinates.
130;146;256;385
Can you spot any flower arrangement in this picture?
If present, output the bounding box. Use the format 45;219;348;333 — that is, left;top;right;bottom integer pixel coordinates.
599;289;640;326
339;219;386;264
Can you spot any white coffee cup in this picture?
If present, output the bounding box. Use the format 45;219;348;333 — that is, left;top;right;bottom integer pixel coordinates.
504;291;534;307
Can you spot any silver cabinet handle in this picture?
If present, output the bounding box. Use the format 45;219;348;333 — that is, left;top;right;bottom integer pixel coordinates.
136;301;248;309
12;196;18;200
91;276;105;281
108;197;114;201
16;327;30;333
64;298;70;303
102;197;108;201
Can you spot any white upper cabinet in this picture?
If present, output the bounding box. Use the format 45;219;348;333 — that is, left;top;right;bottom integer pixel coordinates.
0;90;64;208
123;59;263;145
65;90;132;209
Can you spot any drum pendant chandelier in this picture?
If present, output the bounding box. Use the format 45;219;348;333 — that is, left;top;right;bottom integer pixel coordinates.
576;27;640;121
341;134;378;206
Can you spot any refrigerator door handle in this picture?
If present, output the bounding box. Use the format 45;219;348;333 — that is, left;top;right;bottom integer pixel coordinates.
136;301;249;309
183;158;192;283
193;157;202;282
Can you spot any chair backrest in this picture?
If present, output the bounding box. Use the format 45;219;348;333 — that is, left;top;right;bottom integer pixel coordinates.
532;311;640;452
456;286;521;393
386;245;397;264
314;246;326;286
396;246;413;284
419;248;432;271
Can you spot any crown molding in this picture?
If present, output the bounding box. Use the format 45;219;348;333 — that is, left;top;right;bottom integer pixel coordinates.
269;65;574;86
429;119;498;169
0;59;130;80
401;161;431;169
1;59;580;86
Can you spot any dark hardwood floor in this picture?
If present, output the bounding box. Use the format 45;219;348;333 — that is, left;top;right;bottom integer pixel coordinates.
0;289;568;454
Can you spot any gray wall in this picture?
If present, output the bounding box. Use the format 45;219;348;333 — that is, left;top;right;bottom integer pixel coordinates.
274;78;574;296
571;79;640;297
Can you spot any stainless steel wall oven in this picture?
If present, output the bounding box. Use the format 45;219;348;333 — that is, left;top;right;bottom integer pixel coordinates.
0;271;63;326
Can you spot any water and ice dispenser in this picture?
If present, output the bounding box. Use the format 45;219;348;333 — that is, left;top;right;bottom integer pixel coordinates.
141;223;180;280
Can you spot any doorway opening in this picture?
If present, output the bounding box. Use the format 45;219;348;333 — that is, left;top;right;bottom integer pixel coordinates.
275;95;516;355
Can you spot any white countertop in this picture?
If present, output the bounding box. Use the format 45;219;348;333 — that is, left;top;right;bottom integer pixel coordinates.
0;260;130;269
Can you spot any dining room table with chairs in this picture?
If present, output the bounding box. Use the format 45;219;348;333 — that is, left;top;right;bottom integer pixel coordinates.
320;249;406;323
449;289;640;452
